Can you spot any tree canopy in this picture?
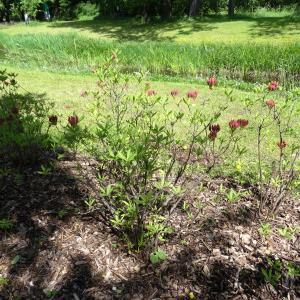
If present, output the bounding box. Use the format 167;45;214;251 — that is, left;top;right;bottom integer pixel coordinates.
0;0;299;21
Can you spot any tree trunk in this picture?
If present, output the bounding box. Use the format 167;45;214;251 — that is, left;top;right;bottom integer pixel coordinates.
160;0;172;19
189;0;201;17
228;0;235;17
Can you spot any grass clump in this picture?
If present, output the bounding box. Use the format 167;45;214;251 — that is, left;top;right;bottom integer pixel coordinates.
1;32;300;86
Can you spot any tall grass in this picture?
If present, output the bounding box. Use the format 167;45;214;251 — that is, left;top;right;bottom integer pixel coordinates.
1;32;299;85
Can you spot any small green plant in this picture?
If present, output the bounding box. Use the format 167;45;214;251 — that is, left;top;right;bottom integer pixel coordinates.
0;277;9;286
150;249;167;264
261;258;282;286
57;209;68;219
44;289;59;298
37;164;52;176
182;200;190;212
287;262;300;278
226;188;241;203
84;197;96;209
11;255;21;266
278;227;298;240
0;218;13;230
259;223;272;237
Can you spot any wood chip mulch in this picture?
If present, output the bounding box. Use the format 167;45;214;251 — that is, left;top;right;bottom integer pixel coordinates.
0;155;299;300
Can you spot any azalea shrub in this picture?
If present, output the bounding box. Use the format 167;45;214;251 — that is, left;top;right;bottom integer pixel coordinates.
0;70;55;166
75;54;250;249
235;81;300;214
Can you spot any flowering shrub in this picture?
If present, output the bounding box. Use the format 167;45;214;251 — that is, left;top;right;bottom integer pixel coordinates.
243;82;300;214
69;54;250;250
0;70;54;166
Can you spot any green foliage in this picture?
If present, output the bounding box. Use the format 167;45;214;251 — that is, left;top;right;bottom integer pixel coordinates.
259;222;272;236
150;249;167;264
278;226;298;240
75;1;99;19
76;53;237;249
261;257;300;287
84;197;96;209
0;69;55;166
2;32;300;86
0;277;9;286
37;164;52;175
11;255;21;266
0;218;13;230
20;0;42;17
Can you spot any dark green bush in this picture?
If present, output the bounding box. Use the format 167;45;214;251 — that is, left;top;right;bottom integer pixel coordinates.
0;70;54;166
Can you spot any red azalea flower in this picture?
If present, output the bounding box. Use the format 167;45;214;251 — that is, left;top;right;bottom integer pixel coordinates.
266;99;276;109
208;130;217;141
209;124;221;132
68;115;79;126
268;81;279;91
171;89;179;97
49;115;58;126
237;119;249;127
187;90;198;99
147;90;157;96
229;120;240;130
207;77;217;89
277;140;287;149
11;106;19;115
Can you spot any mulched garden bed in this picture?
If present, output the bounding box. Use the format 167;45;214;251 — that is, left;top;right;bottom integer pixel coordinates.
0;154;299;300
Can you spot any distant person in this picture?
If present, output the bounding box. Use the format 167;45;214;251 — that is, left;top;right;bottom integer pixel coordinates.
24;12;29;25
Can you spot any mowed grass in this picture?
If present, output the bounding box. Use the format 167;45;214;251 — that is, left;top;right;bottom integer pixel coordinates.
5;65;298;168
1;11;300;44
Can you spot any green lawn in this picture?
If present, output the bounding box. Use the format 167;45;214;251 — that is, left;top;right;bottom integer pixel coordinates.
1;13;300;45
1;11;299;84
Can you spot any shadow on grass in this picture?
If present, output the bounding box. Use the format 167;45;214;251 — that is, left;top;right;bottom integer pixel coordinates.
48;14;300;43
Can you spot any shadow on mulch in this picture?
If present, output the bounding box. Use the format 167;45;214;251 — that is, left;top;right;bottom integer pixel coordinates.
0;153;92;298
0;158;299;299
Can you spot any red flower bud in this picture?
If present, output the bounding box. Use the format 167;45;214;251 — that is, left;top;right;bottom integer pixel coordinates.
171;89;179;97
68;115;79;126
237;119;249;127
209;124;221;132
207;77;217;89
208;130;217;141
277;140;287;149
147;90;156;96
268;81;278;91
186;90;198;99
49;115;58;126
266;99;276;109
229;120;240;130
